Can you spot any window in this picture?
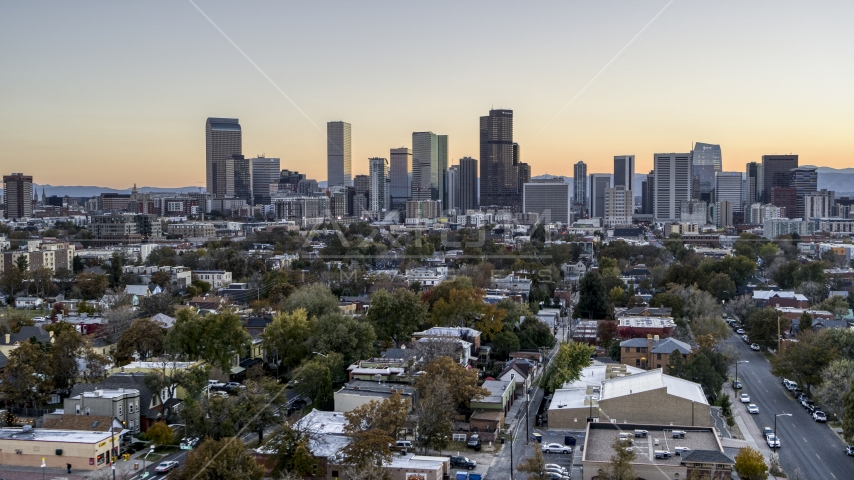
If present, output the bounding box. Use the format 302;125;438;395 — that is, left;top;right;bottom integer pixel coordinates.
130;420;135;431
129;403;134;414
75;404;80;414
635;359;641;366
657;353;662;360
118;405;123;416
657;364;661;369
635;347;641;353
85;407;90;415
625;347;630;353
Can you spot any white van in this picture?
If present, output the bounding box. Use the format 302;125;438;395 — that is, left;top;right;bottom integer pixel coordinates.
783;379;797;391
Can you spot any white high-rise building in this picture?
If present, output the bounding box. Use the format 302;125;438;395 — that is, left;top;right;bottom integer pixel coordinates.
715;172;744;213
523;178;571;224
368;157;389;214
446;165;460;214
603;186;633;226
804;191;833;222
653;153;693;222
749;203;785;224
327;121;352;187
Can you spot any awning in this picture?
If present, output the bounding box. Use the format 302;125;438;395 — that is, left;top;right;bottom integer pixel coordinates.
230;366;246;374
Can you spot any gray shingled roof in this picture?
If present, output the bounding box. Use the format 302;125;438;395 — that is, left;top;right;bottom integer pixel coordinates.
680;449;734;464
619;337;693;355
69;373;156;420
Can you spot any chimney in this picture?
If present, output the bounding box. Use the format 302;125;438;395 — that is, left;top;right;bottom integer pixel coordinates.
647;334;653;370
4;334;9;344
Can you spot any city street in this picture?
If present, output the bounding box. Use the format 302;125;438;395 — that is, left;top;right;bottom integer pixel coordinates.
726;333;851;479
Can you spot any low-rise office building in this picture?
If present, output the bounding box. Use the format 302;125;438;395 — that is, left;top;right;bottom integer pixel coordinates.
581;422;733;480
548;365;711;429
0;427;121;471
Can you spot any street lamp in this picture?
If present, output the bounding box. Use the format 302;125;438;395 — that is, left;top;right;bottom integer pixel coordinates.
503;426;516;480
735;360;749;385
142;445;156;478
774;413;792;453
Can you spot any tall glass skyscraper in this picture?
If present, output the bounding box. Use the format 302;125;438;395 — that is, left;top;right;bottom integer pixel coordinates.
412;132;438;201
654;153;693;221
613;155;635;191
573;161;587;206
250;156;280;205
389;147;411;210
692;142;722;202
459;157;479;214
761;154;798;203
480;109;517;207
746;162;763;204
206;118;242;197
369;157;389;214
327;121;352;187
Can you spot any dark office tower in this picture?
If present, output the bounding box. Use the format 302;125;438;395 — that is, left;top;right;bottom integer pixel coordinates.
692;142;722;202
746;162;763;204
250;156;280;205
327;121;352;187
517;163;531;195
353;174;370;217
437;135;449;206
447;165;460;213
790;166;818;218
573;161;587;206
412;132;438;201
761;155;798;203
480;109;516;207
771;187;797;219
206;118;242;197
232;155;253;203
389;147;412;210
3;173;33;219
459;157;479;213
589;174;611;219
613;155;635;191
641;172;655;215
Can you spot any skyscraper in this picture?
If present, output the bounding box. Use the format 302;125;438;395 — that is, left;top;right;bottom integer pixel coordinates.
573;161;587;206
589;174;612;219
459;157;478;213
327;121;352;187
389;147;412;210
369;157;390;214
692;142;722;202
3;173;33;220
746;162;763;204
206;118;242;197
761;154;798;203
446;165;460;213
480;109;517;207
232;155;253;203
613;155;635;191
715;172;744;214
653;153;693;221
790;166;818;218
604;185;633;226
250;156;280;205
522;178;571;224
641;173;654;215
412;132;438;202
437;135;449;207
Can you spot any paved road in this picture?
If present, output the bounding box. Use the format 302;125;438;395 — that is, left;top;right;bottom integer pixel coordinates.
726;333;851;479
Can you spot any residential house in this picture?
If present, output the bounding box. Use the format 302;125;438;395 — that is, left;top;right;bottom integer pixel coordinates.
333;380;417;413
498;358;538;395
63;388;142;434
469;380;515;439
0;326;53;357
69;373;176;432
192;270;233;289
14;297;43;309
619;335;693;370
617;317;676;338
752;290;808;309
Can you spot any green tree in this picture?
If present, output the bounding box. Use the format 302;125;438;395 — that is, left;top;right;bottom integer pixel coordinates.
518;316;556;350
575;271;608;320
48;324;89;393
814;358;854;420
116;317;164;361
73;272;109;299
758;243;780;267
773;261;801;289
649;292;684;318
150;270;172;289
819;295;849;319
237;378;287;443
171;437;264;480
146;422;174;445
704;272;737;301
262;309;312;371
843;377;854;440
517;442;547;479
492;331;521;361
601;436;637;480
164;310;251;372
734;446;768;480
414;377;453;453
292;357;334;410
310;313;376;368
540;341;595;393
668;348;687;378
0;267;26;299
280;284;340;319
365;290;424;345
771;330;838;394
747;308;787;351
684;348;728;397
0;340;51;406
15;254;29;273
798;311;813;334
341;392;411;468
139;293;176;317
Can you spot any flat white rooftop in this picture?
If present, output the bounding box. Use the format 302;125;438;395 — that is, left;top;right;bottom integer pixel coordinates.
0;428;114;444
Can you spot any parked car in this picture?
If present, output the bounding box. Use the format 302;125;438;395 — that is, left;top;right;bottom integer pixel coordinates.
545;466;568;477
449;456;477;470
154;461;179;473
766;434;780;448
740;393;750;403
545;473;570;480
748;404;760;414
543;442;572;454
732;381;742;389
467;434;482;451
763;427;773;437
813;411;827;422
544;464;569;475
736;329;745;334
180;436;199;449
846;445;854;456
742;335;751;343
750;343;760;351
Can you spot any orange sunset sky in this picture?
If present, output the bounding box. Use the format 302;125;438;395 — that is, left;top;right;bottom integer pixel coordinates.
1;1;852;188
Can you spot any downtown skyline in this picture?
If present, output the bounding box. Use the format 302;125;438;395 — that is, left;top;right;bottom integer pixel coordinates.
1;1;852;188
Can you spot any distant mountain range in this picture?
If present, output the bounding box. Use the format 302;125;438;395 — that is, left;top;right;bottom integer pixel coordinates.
4;167;854;199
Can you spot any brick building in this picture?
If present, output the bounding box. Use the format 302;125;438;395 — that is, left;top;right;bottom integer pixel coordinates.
619;335;693;370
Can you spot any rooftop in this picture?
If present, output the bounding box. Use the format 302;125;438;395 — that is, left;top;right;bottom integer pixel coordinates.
618;317;676;329
583;422;727;466
620;337;693;355
0;428;115;444
600;369;707;404
69;388;140;400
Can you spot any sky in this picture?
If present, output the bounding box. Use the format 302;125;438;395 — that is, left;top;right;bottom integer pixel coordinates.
1;0;853;189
